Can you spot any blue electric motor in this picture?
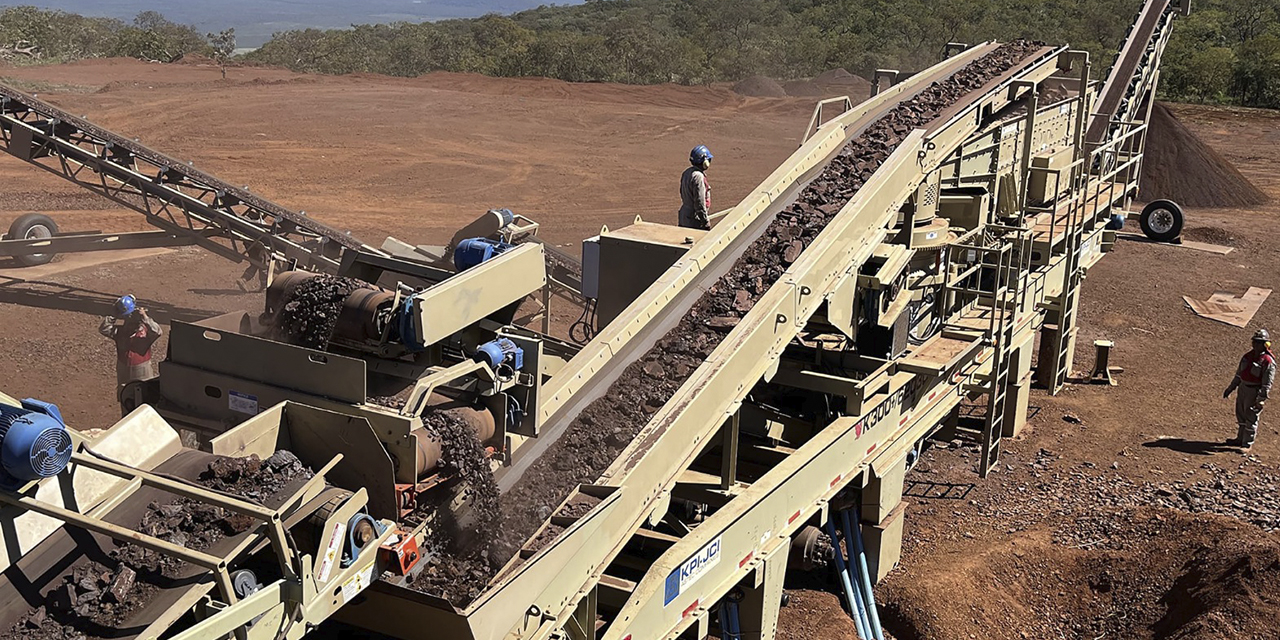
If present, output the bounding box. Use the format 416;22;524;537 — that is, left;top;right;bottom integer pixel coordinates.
475;338;524;371
0;399;73;486
454;237;514;271
491;208;516;227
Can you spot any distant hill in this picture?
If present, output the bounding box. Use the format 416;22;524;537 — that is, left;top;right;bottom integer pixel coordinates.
16;0;582;46
4;0;1277;110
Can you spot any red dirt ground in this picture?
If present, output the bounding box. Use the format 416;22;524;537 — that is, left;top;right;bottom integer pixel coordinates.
0;57;812;428
4;58;1280;639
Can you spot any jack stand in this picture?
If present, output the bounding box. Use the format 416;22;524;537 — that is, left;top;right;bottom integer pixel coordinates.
1088;340;1121;386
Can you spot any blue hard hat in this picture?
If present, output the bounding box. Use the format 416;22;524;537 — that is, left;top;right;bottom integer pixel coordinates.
690;145;714;165
114;295;137;318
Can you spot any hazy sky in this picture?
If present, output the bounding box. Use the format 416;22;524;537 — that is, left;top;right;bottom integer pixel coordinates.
24;0;581;47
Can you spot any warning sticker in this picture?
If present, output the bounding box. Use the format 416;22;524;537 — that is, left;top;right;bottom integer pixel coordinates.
316;521;346;584
340;565;375;604
228;390;259;415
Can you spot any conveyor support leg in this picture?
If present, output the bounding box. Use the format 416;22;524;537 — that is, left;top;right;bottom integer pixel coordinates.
736;541;789;640
861;454;907;524
1002;337;1035;437
860;502;907;583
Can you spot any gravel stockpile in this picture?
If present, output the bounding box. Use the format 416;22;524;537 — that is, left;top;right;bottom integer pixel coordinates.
874;438;1280;640
733;75;788;98
1140;102;1268;208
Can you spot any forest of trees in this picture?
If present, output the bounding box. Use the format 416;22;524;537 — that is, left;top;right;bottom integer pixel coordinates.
1;0;1278;109
0;7;208;62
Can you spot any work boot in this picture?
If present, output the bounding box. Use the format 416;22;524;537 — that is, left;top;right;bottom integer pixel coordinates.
1224;437;1243;447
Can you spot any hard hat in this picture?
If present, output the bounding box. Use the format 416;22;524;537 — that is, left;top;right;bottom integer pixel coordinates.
690;145;714;166
1254;328;1271;342
114;295;137;318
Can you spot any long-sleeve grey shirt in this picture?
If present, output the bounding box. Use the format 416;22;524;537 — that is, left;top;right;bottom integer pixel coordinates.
679;166;711;229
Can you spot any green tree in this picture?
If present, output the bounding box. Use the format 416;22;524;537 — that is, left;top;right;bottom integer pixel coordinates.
208;28;235;78
470;14;536;76
1236;30;1280;107
1162;9;1235;102
7;0;1280;109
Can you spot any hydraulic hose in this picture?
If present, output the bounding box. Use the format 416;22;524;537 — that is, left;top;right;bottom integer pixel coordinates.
844;508;884;640
824;519;870;640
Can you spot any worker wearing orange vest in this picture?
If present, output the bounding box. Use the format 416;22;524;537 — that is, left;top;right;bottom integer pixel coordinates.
1224;329;1275;450
99;295;163;386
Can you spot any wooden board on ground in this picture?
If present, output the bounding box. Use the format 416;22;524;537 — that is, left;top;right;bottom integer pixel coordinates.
1183;287;1271;327
1116;232;1234;255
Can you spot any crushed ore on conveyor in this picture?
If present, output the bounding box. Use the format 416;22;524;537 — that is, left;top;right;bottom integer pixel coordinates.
406;412;504;603
263;272;512;603
7;452;313;640
463;40;1047;600
269;275;367;349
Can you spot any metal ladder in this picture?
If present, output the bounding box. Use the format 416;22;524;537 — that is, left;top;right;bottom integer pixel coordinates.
979;227;1031;477
941;227;1029;476
1045;162;1090;396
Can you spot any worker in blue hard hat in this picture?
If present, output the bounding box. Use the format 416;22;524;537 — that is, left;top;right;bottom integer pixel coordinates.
679;145;714;230
99;294;163;386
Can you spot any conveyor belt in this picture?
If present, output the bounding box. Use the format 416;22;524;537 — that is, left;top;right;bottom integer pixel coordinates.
0;84;373;272
497;155;823;491
1085;0;1172;144
359;41;1056;640
0;84;360;250
0;448;314;639
498;46;1004;494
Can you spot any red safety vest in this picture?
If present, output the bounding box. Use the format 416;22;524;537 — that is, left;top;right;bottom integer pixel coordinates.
116;323;159;367
1238;350;1275;385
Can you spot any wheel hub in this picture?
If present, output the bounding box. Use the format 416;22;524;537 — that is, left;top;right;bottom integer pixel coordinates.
1149;209;1175;234
24;224;51;259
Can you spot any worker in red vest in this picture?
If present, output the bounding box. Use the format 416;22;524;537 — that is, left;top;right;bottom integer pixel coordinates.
1224;329;1275;450
99;295;163;386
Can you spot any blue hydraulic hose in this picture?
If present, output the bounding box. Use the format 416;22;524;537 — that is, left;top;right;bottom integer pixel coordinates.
838;511;875;640
726;600;742;640
845;508;885;640
824;520;871;640
719;598;742;640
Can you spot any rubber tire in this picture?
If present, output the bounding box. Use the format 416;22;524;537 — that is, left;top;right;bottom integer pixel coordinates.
1139;200;1184;243
8;213;59;266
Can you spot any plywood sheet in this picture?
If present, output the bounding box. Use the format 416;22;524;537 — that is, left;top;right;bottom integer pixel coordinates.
1184;287;1271;327
1116;232;1234;255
